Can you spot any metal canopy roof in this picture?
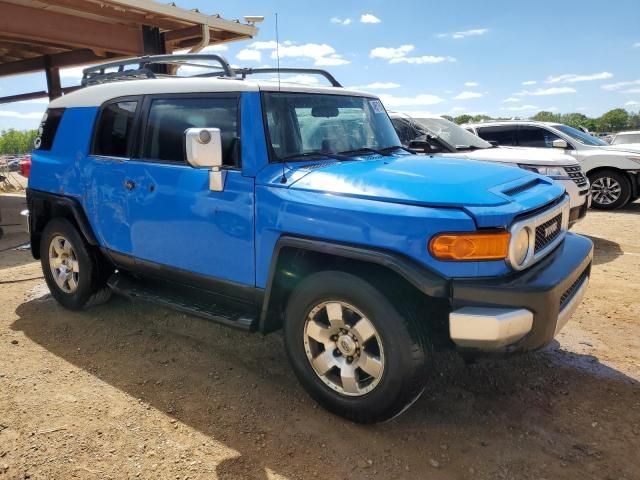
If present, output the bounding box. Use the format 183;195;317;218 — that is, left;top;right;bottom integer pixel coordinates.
0;0;259;104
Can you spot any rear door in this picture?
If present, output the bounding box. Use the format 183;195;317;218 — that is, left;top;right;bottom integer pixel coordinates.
516;125;564;148
122;93;255;286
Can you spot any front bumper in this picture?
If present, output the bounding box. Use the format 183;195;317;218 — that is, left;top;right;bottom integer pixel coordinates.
448;232;593;353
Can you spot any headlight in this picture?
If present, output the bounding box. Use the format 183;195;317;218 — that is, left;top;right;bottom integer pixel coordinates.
521;165;567;178
510;227;531;267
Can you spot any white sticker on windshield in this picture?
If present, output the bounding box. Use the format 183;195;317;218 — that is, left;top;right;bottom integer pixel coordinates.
369;100;385;114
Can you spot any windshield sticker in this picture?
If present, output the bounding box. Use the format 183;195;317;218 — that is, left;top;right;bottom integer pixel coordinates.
369;100;385;114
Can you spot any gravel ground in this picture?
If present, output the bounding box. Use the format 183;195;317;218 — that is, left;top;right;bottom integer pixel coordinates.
0;203;638;480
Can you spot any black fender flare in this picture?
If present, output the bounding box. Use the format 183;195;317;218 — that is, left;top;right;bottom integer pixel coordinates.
27;189;99;258
259;235;450;332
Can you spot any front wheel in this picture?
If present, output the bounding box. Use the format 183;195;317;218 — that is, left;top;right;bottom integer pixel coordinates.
284;271;429;423
589;170;631;210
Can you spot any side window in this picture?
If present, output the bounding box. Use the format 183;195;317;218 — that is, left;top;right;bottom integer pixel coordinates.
518;126;562;148
93;101;138;157
34;108;65;151
476;126;516;146
143;97;239;166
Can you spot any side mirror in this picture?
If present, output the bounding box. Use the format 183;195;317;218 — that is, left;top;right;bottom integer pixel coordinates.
408;139;430;153
552;139;568;149
185;128;225;192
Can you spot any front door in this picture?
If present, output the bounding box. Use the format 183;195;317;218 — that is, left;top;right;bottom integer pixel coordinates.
123;94;255;286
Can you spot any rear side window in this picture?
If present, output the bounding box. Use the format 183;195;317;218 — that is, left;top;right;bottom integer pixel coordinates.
476;125;516;146
34;108;65;151
93;101;138;157
518;126;562;148
142;97;239;166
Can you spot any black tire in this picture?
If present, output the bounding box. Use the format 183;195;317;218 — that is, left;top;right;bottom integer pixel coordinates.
284;271;429;423
589;170;631;210
40;217;113;310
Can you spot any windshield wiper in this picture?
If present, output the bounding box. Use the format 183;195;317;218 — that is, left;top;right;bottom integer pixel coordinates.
338;147;384;157
279;151;350;162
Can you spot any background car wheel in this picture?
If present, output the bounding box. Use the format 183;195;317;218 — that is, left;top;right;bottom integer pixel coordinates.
589;170;631;210
284;270;429;423
40;218;113;310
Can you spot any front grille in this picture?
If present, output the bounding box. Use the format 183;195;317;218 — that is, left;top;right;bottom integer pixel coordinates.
564;165;588;188
534;213;562;253
560;272;587;310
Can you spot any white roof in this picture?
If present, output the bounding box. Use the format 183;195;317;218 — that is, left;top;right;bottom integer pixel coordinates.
49;77;374;108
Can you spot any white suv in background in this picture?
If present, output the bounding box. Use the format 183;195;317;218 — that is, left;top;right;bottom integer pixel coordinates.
390;113;590;225
464;121;640;210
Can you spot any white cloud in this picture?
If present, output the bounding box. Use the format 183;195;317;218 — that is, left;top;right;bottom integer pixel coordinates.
454;91;483;100
349;82;401;90
438;28;489;39
370;45;415;60
625;100;640;106
602;79;640;91
624;88;640;94
634;42;640;48
546;72;613;83
450;106;467;112
464;81;478;87
370;45;455;64
0;110;45;119
282;74;321;85
236;48;261;62
392;55;455;64
330;17;352;25
60;66;87;79
515;87;576;96
378;93;445;107
501;104;540;112
522;80;537;86
245;41;350;67
503;97;519;103
360;13;381;24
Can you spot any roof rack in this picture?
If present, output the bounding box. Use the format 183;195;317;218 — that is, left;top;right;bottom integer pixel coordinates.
81;54;233;86
81;54;343;88
234;67;342;87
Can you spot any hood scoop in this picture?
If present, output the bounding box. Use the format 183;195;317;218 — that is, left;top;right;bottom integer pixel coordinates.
502;178;543;197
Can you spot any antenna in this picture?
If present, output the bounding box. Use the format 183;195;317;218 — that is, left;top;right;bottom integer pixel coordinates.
275;12;281;92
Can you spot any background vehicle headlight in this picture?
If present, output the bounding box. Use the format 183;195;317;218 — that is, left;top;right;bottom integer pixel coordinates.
531;166;567;177
511;227;531;266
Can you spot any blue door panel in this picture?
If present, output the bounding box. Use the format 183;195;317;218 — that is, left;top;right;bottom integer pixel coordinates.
124;162;255;286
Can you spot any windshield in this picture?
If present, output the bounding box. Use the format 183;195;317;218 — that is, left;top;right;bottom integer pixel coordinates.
554;124;608;146
612;133;640;145
413;117;491;150
262;92;401;161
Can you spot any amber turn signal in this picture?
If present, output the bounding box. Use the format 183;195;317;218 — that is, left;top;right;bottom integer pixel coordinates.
429;231;510;261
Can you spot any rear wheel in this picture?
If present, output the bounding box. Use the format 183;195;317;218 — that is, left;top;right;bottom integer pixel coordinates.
284;271;429;423
589;170;631;210
40;218;113;310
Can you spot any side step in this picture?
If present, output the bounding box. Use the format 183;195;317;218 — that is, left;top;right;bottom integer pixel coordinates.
107;272;258;331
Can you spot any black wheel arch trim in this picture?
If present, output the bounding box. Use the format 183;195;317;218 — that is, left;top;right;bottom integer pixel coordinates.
27;188;99;259
259;235;450;333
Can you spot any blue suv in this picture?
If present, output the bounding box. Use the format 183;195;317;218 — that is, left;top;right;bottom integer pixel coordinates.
26;55;593;423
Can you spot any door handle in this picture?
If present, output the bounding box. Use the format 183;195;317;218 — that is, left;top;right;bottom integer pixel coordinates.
125;180;136;191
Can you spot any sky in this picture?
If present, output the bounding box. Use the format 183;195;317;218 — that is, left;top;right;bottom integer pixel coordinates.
2;0;640;131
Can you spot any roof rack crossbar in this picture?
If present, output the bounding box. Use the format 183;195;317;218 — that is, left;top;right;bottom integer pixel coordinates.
82;54;233;86
235;67;342;87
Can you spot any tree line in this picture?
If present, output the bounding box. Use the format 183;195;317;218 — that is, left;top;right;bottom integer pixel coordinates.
447;108;640;133
0;129;38;155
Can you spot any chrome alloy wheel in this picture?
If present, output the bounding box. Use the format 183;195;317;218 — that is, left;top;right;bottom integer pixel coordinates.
591;177;622;205
48;235;80;293
303;301;385;396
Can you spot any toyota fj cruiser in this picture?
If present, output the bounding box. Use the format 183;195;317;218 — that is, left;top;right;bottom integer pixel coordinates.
27;55;593;423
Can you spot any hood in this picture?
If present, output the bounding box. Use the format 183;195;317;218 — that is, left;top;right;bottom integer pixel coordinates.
442;146;578;166
602;143;640;154
286;154;564;212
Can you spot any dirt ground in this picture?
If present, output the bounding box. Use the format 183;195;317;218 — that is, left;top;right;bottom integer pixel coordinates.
1;203;639;480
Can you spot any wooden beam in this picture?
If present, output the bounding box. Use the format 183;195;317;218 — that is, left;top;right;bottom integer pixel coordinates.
0;49;111;77
0;86;80;105
0;41;65;56
0;2;144;56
